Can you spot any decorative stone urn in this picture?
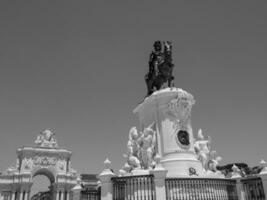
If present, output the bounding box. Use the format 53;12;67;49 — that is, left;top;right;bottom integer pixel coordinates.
134;88;204;177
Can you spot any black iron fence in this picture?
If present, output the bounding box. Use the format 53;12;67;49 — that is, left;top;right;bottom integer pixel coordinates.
165;178;238;200
112;174;155;200
241;177;265;200
81;189;101;200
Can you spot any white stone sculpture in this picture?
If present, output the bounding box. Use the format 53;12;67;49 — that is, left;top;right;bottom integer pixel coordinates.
194;129;211;170
139;124;157;169
120;123;157;175
119;163;131;176
231;164;241;178
126;127;141;169
194;129;222;175
168;89;195;121
207;156;222;172
34;129;58;148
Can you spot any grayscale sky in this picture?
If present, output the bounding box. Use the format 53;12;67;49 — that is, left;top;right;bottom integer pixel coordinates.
0;0;267;190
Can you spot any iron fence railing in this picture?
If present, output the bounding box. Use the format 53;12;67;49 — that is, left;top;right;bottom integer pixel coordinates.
81;189;100;200
241;177;265;200
165;178;238;200
112;174;155;200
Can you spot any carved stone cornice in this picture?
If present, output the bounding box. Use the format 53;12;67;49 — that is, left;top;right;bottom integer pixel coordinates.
17;147;72;160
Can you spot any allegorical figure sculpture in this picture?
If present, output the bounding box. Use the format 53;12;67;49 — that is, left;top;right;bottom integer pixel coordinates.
120;123;157;175
194;129;211;171
145;40;174;96
34;129;58;148
139;125;157;169
126;127;141;169
194;129;223;175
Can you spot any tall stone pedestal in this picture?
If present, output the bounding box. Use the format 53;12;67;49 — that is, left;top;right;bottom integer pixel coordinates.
134;88;203;177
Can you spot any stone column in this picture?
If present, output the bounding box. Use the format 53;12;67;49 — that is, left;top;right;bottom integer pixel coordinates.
56;191;60;200
259;173;267;197
98;159;115;200
23;192;28;200
0;193;3;200
11;193;15;200
71;178;82;200
234;178;245;200
150;156;168;200
19;192;23;200
259;160;267;196
60;191;64;200
66;191;70;200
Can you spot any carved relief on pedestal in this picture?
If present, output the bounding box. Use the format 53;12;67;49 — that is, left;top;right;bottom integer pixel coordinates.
168;89;195;121
164;89;195;151
56;160;66;171
22;158;33;170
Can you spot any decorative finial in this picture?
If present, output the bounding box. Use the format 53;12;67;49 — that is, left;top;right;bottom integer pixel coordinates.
99;158;115;178
155;154;161;165
104;158;111;169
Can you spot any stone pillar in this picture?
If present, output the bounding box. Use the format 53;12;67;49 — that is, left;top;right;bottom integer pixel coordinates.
71;181;82;200
98;159;115;200
19;192;23;200
0;193;3;200
234;178;245;200
11;193;15;200
62;191;65;200
56;191;60;200
259;173;267;197
259;160;267;196
23;192;28;200
150;156;167;200
66;192;70;200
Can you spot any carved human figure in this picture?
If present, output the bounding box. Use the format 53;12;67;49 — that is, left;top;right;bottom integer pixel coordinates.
207;156;222;172
126;127;141;169
34;129;58;148
194;129;211;170
145;41;174;96
139;125;156;169
35;134;44;146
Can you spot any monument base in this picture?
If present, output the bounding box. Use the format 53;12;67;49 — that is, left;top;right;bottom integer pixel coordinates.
161;152;204;177
134;88;204;177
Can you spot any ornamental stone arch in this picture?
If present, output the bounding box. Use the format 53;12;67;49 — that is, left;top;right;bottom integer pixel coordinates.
0;130;78;200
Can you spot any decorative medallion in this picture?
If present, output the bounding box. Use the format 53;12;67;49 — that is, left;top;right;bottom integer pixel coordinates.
177;130;190;146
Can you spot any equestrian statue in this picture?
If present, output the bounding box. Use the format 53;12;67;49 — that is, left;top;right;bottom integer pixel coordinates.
145;41;174;96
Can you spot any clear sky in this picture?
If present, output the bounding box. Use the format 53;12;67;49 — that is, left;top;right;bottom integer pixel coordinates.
0;0;266;180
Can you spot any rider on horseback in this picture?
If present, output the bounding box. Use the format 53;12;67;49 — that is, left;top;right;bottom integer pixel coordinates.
145;41;174;96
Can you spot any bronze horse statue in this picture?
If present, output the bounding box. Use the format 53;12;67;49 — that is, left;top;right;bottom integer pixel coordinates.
145;41;174;96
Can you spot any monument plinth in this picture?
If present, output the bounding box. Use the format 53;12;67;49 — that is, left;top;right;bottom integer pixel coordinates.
134;88;204;177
